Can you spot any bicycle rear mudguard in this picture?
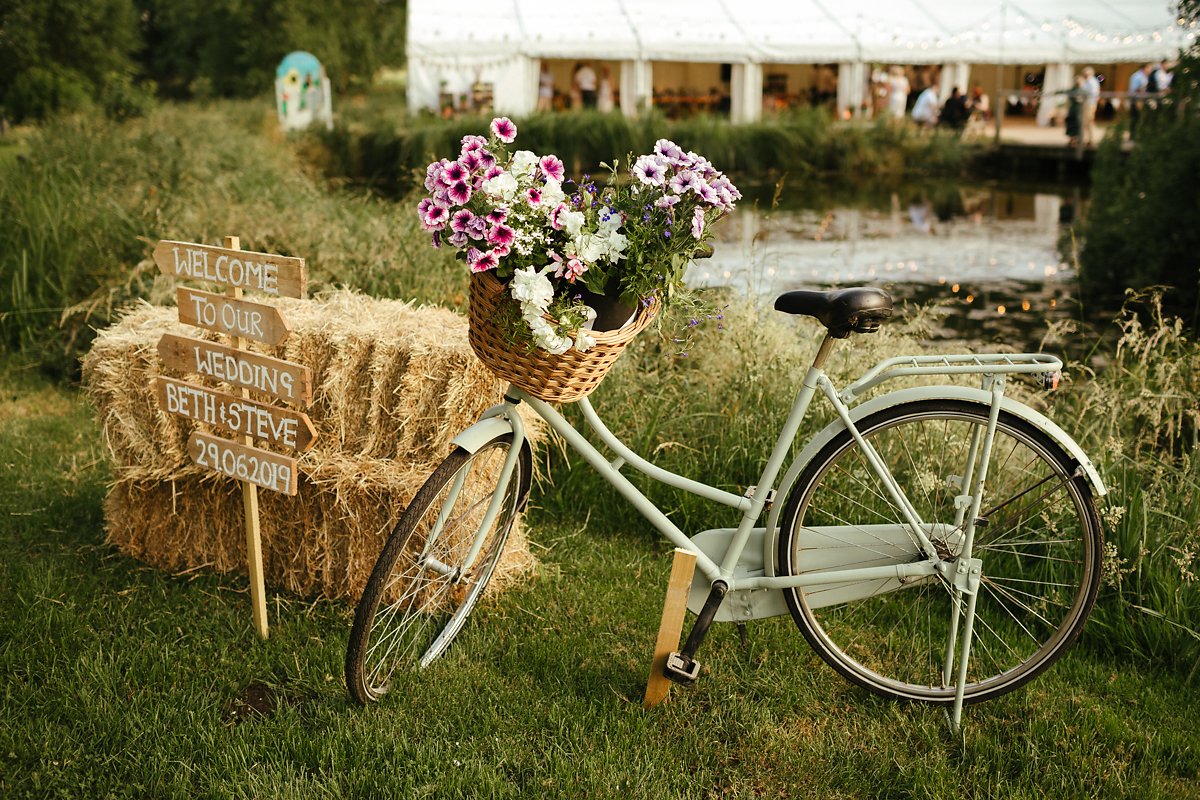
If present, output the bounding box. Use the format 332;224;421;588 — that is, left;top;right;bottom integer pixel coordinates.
761;384;1107;580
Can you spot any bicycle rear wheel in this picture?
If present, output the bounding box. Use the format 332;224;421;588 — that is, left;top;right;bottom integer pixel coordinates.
345;434;529;704
778;399;1102;705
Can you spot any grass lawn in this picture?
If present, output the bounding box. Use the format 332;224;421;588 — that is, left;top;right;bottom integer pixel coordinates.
2;362;1199;799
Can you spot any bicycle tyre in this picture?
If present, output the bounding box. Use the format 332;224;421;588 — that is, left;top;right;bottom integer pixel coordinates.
777;399;1102;705
346;434;529;704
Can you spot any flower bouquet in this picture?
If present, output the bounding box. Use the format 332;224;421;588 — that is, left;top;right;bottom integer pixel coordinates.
418;116;740;400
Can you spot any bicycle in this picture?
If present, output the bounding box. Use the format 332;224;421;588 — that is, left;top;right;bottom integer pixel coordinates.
345;286;1105;728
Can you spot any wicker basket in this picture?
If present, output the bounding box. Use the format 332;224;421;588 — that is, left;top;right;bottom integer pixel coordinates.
467;270;658;402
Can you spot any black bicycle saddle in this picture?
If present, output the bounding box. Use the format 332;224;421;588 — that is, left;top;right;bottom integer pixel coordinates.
774;287;893;338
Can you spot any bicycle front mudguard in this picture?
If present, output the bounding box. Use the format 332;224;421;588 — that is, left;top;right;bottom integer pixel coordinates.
761;385;1106;578
449;404;534;511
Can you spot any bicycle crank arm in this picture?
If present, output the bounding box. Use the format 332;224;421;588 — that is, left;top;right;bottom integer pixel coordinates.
664;580;728;685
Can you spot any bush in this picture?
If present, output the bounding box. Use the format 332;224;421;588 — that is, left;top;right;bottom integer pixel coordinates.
4;67;93;121
99;72;158;121
311;109;974;197
1078;106;1200;326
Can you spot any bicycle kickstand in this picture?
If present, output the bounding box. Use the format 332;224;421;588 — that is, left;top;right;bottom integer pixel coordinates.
664;580;728;685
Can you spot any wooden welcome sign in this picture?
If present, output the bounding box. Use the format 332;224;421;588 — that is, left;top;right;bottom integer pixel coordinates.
152;235;315;638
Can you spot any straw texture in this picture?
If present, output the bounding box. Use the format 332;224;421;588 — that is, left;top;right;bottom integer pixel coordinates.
82;292;542;602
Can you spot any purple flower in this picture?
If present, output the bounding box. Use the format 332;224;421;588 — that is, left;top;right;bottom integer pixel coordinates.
655;195;681;210
461;134;487;154
466;214;488;240
487;223;515;246
424;162;444;192
697;183;719;205
431;231;442;249
490;116;517;143
669;170;700;195
663;230;672;239
486;207;509;224
448;230;469;248
447;180;472;205
539;155;565;182
632;155;666;186
478;151;497;170
691;207;705;239
466;247;483;266
654;138;686;163
450;208;475;233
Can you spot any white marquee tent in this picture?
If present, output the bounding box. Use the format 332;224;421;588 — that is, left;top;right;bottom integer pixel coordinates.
408;0;1191;121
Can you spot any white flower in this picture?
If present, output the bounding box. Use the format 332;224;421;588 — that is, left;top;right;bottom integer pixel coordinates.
540;179;565;208
558;209;586;236
574;329;597;352
510;266;555;311
606;231;628;259
526;314;572;354
482;172;519;202
510;150;538;179
597;208;623;231
572;233;606;263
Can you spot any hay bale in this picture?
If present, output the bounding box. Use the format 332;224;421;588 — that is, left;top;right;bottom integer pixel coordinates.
83;291;542;602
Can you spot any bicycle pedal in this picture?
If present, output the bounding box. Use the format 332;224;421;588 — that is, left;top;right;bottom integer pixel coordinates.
664;652;701;685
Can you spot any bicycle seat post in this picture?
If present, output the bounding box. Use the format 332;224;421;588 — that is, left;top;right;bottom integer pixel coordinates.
811;333;838;371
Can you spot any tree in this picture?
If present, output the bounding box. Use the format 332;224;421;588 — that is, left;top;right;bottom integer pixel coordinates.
0;0;141;120
1078;1;1200;325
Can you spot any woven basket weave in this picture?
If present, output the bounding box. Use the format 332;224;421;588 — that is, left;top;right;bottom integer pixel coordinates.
467;270;657;403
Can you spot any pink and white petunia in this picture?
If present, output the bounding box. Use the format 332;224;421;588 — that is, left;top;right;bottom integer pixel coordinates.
450;208;475;233
486;207;509;225
487;223;516;247
691;206;705;239
483;164;505;181
441;160;468;185
554;256;588;282
417;199;449;231
490;116;517;143
539;155;565;182
447;180;472;205
459;150;483;172
471;251;498;272
490;243;511;258
526;187;543;206
549;202;570;230
461;134;487;154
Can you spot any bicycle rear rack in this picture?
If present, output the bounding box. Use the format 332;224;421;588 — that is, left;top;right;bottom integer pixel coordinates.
839;353;1063;403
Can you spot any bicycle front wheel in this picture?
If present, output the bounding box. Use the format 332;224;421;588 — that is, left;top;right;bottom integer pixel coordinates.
778;400;1101;705
345;434;529;704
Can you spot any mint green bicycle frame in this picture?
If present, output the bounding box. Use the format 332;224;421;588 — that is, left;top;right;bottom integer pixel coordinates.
453;334;1106;726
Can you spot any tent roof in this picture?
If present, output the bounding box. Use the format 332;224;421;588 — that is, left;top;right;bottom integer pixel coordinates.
409;0;1190;65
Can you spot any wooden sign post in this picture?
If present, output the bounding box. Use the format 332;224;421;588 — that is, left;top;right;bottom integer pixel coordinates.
153;235;315;639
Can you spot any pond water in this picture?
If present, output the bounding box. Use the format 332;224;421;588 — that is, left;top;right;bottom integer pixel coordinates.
693;180;1087;351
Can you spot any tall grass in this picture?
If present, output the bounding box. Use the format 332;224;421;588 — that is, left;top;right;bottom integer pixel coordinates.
313;108;973;196
0;101;461;376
